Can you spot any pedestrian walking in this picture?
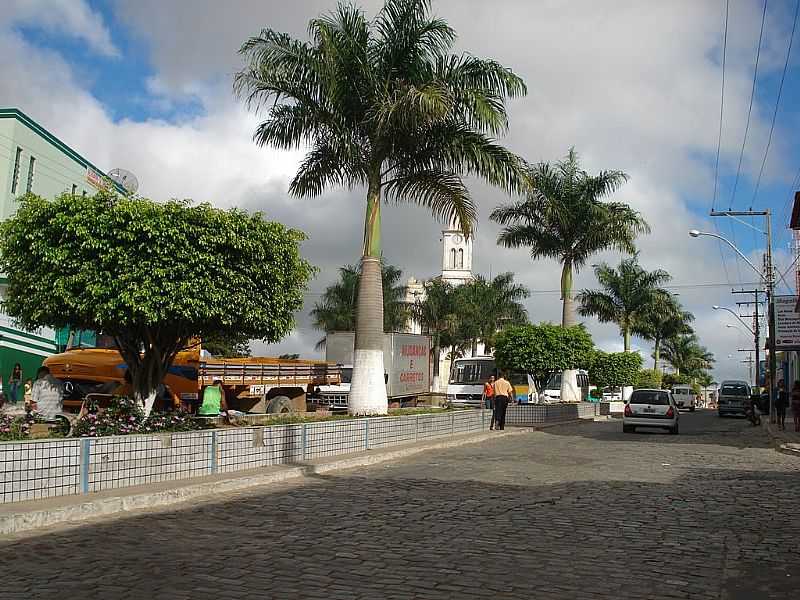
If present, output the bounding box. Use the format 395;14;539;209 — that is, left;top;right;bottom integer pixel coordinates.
775;380;789;431
791;381;800;433
492;371;514;431
483;375;496;428
8;363;22;404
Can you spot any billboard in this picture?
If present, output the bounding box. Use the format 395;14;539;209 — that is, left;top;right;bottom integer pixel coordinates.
774;295;800;350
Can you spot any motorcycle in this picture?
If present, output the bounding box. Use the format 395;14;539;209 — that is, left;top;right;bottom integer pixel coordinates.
744;398;761;426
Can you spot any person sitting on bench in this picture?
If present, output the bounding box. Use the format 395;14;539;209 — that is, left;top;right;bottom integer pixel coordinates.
30;366;64;420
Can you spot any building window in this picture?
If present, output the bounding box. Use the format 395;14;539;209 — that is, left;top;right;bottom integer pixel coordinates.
457;248;464;269
71;184;77;195
450;248;457;269
26;156;36;193
10;147;22;194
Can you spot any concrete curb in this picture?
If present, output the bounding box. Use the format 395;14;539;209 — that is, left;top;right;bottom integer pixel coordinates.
761;420;800;457
0;427;534;536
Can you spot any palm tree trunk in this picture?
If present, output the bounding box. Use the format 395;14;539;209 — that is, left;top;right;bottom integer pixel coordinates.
560;262;574;328
623;327;631;353
431;343;441;393
471;339;478;356
349;176;388;415
653;337;661;371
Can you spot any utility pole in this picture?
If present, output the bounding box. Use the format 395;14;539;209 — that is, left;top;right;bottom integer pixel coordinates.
738;349;755;386
732;289;763;393
712;208;775;420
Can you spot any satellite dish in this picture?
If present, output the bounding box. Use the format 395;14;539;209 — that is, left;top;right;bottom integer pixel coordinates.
108;168;139;195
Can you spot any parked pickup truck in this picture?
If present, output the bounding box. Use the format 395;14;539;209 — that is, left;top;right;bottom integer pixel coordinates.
44;331;341;414
314;331;431;410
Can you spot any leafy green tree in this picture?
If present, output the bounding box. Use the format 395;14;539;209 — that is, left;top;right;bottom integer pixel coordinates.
633;296;694;371
454;273;529;353
576;256;670;352
660;334;715;378
0;191;313;416
236;0;528;414
589;352;643;389
311;262;410;349
204;332;252;358
494;323;594;389
491;148;649;327
634;369;663;389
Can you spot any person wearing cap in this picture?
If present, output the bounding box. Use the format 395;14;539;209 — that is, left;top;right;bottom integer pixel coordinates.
198;378;228;416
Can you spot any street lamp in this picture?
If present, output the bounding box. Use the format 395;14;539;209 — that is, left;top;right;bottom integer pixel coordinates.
713;305;755;335
690;222;775;418
689;230;762;280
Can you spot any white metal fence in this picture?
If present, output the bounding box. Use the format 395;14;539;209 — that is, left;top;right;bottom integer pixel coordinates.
0;410;490;504
0;404;601;504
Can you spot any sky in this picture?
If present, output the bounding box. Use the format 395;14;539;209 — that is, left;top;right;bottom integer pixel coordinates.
2;0;800;383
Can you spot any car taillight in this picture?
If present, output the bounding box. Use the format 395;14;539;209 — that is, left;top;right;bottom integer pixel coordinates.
666;406;674;418
624;404;632;416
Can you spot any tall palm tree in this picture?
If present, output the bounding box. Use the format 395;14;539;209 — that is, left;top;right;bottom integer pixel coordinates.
661;334;715;377
311;262;409;350
236;0;528;414
455;273;529;353
576;256;671;352
633;296;695;371
491;148;649;327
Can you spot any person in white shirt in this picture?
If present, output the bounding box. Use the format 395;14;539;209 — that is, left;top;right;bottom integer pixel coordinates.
30;366;64;420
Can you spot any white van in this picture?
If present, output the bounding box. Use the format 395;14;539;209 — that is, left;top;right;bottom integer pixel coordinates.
541;370;593;402
671;385;695;411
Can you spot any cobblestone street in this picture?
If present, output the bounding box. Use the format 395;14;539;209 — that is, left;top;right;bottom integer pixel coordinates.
2;411;798;599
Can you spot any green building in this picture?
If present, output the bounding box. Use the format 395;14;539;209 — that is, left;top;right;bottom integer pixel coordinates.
0;108;123;396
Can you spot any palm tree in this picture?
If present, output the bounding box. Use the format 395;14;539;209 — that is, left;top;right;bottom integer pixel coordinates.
576;256;670;352
633;296;695;371
661;334;715;377
455;273;529;353
236;0;528;414
311;262;409;350
491;148;649;327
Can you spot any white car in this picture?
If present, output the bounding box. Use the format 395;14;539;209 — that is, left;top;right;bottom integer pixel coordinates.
623;388;679;435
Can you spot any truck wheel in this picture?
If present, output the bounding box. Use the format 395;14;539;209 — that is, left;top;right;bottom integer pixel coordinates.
267;396;293;414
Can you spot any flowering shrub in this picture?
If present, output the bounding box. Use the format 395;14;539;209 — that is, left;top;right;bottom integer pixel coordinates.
72;397;207;438
0;409;46;441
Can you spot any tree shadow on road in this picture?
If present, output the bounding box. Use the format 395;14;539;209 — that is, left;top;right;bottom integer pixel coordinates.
1;462;798;600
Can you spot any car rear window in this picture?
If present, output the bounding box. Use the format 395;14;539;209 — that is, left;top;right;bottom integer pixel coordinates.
629;390;670;405
721;384;749;396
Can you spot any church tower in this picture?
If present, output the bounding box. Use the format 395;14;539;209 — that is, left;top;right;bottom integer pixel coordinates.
441;219;473;285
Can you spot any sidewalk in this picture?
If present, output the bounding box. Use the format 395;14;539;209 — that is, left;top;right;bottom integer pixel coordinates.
762;407;800;457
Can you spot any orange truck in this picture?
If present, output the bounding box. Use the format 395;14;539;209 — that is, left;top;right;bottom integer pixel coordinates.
43;332;341;414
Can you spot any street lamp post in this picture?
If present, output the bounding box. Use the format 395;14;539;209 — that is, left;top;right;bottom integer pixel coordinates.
716;307;759;391
690;217;776;420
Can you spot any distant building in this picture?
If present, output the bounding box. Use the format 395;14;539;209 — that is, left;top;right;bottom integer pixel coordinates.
0;108;123;389
403;219;478;389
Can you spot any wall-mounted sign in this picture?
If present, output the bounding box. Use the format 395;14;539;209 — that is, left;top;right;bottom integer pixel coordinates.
86;167;107;189
774;295;800;350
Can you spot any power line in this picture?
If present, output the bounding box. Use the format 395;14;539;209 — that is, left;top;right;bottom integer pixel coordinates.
730;0;768;211
750;0;800;210
712;0;730;213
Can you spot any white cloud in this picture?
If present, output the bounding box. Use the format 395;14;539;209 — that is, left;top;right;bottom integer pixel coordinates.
3;0;793;384
3;0;119;58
